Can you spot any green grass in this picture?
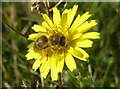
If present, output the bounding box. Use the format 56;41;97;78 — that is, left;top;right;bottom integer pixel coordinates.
2;2;119;88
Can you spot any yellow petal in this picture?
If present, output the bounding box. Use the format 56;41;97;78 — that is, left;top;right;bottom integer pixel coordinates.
65;52;77;71
67;46;88;61
26;50;40;60
41;66;50;79
81;32;100;39
42;21;52;30
32;25;47;32
53;7;61;27
67;5;78;27
76;20;97;33
77;39;93;48
72;33;82;40
57;58;64;72
51;58;58;81
75;47;89;58
32;57;43;71
70;37;85;48
27;42;34;49
61;13;67;30
28;33;38;40
40;56;54;78
61;9;71;35
70;12;91;32
27;42;34;50
40;58;47;72
69;15;80;32
62;9;70;15
43;14;54;29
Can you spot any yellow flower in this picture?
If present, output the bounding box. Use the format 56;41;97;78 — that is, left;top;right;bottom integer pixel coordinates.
26;5;100;81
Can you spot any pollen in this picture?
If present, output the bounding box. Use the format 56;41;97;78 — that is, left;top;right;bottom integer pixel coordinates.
41;50;48;57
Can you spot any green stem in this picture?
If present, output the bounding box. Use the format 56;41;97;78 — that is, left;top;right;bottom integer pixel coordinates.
40;74;45;89
1;18;27;38
58;72;62;89
100;57;113;87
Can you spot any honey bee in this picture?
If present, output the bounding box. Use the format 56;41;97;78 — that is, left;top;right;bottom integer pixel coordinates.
49;34;66;47
33;34;67;56
33;35;48;52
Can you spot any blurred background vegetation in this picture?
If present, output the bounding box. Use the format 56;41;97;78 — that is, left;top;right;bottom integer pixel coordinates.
1;1;120;88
